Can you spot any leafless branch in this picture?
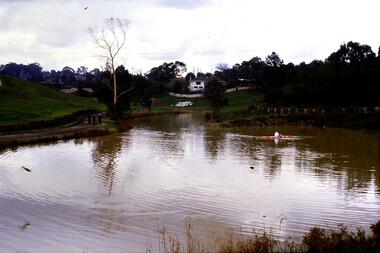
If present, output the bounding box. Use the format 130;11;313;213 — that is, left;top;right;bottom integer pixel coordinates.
117;86;134;99
89;17;130;106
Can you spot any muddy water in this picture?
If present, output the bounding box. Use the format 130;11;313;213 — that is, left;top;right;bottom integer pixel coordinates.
0;114;379;252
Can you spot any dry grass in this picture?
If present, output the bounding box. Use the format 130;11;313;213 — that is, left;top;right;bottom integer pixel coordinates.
151;220;380;253
153;219;207;253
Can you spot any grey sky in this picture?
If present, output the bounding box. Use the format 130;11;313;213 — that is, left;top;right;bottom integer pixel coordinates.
0;0;379;73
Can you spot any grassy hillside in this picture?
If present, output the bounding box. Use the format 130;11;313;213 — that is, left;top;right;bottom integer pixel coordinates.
154;90;262;119
219;90;263;119
0;75;106;126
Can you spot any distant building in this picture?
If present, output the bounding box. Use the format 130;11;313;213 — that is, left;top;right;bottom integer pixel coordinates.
189;78;207;92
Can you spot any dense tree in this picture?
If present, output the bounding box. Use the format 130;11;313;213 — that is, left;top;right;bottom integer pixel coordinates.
204;79;227;109
94;65;133;118
168;78;188;93
24;63;43;81
185;72;196;82
240;57;264;84
146;61;186;84
327;41;375;66
60;66;76;84
215;63;229;72
0;62;42;81
265;52;283;67
1;40;379;108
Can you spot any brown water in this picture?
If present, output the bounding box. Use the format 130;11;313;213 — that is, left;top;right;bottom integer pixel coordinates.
0;114;379;252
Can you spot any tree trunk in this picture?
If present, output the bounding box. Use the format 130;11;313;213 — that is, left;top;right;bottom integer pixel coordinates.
113;72;117;106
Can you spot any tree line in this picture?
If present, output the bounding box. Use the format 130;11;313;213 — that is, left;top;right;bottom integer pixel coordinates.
1;41;379;116
213;42;380;106
0;63;101;89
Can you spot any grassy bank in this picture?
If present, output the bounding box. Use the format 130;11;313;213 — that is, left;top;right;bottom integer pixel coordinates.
217;113;380;129
0;75;106;127
158;89;380;129
152;220;380;253
152;90;262;118
218;90;263;120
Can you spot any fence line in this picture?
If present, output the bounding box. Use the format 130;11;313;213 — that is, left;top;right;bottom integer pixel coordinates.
168;92;203;98
225;86;252;93
249;106;380;115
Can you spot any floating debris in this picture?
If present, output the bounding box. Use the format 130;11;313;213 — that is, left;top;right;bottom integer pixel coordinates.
20;222;30;231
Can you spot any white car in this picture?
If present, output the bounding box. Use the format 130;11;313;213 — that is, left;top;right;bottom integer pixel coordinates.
175;101;193;107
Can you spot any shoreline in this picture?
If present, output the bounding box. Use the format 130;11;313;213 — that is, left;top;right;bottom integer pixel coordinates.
0;125;111;149
154;220;380;253
0;109;190;149
1;107;379;149
209;112;380;130
129;108;191;119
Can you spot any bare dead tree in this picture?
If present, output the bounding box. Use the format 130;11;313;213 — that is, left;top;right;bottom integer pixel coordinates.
89;18;133;108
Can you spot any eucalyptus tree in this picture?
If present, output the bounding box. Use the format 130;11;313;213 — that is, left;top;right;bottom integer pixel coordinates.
89;18;134;114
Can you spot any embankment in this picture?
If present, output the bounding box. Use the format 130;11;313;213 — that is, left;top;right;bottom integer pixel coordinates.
0;125;111;149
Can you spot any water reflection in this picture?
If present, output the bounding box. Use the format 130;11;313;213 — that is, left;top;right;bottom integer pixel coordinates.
0;115;379;252
90;135;126;196
292;129;380;191
203;128;226;160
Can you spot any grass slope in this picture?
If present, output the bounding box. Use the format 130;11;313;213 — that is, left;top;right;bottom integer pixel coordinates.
0;75;106;126
219;90;263;120
155;90;262;119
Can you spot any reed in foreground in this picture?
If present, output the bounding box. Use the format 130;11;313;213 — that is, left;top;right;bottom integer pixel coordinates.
152;220;380;253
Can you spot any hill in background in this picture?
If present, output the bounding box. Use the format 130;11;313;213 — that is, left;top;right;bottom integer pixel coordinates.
0;75;105;127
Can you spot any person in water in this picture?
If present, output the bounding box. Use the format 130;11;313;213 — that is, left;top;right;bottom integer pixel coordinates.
257;132;294;141
274;131;295;139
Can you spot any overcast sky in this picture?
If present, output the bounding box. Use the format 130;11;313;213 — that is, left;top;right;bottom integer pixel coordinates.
0;0;379;73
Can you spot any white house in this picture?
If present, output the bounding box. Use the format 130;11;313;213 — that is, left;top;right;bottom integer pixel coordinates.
189;78;207;92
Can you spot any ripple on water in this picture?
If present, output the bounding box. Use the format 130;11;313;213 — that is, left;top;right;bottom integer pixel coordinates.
0;117;379;252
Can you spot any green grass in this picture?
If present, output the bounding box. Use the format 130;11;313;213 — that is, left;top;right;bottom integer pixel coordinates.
0;75;106;126
152;90;262;117
154;94;207;109
219;90;263;119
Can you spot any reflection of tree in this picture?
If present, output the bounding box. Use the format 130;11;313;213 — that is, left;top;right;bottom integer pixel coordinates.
262;144;283;179
293;129;380;191
229;137;259;165
204;128;226;160
90;135;125;196
134;113;198;133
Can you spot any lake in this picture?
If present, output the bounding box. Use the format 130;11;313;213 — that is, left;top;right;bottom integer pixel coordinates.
0;114;379;252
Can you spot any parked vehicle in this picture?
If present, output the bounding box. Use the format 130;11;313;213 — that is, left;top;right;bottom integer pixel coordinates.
175;101;193;107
